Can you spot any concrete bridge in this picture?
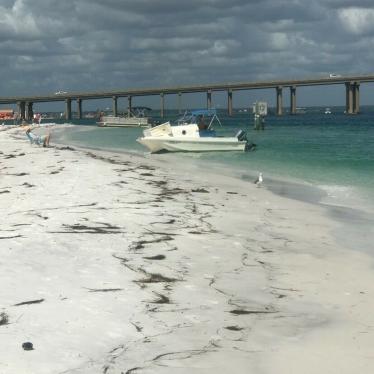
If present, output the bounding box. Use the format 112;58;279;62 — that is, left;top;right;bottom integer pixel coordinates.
1;74;373;120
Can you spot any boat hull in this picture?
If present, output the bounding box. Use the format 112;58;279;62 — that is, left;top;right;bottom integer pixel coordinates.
137;136;247;153
98;116;149;127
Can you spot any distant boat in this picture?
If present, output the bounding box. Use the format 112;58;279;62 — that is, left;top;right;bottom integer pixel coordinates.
0;108;15;120
84;113;97;119
98;107;152;127
296;107;307;114
325;107;332;114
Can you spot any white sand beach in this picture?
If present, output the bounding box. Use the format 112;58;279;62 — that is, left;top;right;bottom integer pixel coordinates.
1;125;374;374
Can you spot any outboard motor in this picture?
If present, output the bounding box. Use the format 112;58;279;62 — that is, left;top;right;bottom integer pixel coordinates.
236;130;256;151
236;129;247;142
245;142;256;152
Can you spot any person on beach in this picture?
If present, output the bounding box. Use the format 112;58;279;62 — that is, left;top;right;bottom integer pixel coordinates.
25;127;51;147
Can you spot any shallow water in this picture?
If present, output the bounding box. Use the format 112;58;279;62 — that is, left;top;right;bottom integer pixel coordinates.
51;107;374;213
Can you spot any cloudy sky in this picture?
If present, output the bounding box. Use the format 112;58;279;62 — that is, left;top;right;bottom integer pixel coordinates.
1;0;374;109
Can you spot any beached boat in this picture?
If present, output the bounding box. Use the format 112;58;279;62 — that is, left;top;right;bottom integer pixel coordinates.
98;107;151;127
137;109;253;153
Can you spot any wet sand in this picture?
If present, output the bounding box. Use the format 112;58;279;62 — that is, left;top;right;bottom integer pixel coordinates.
1;125;374;374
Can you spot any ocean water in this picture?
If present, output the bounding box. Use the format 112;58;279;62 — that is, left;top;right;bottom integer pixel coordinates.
53;107;374;213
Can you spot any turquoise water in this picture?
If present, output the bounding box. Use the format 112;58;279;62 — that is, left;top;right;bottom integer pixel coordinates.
55;107;374;209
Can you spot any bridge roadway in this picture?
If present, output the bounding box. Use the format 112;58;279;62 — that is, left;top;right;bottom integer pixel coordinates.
1;74;373;119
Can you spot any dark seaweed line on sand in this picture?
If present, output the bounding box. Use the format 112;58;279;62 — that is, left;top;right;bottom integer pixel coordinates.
0;234;22;239
14;298;45;306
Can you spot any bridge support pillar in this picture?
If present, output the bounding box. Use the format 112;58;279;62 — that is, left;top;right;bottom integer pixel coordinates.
227;89;233;116
160;93;165;118
345;82;354;114
65;98;72;120
207;90;212;109
290;86;296;115
353;82;360;114
17;101;26;120
112;96;118;117
178;92;182;114
127;96;132;116
77;98;82;119
276;86;283;115
26;102;33;121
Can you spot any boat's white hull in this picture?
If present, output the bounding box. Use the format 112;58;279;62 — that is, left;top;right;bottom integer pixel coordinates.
137;136;247;153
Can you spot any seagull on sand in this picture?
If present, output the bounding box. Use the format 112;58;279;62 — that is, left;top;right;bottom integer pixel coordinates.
254;172;263;187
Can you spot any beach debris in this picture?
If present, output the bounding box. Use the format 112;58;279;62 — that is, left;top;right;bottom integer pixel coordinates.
22;342;34;351
6;172;29;176
135;271;179;284
32;213;49;220
131;322;143;332
143;254;166;260
58;146;76;151
49;167;64;175
138;164;156;170
0;234;23;240
191;188;209;193
144;228;179;236
21;182;35;188
229;308;276;315
14;298;45;306
225;325;244;331
130;235;174;251
158;186;187;198
125;367;141;374
150;292;171;304
270;286;300;292
151;349;209;362
254;172;263;187
140;172;154;177
50;222;122;234
85;287;123;293
0;312;9;326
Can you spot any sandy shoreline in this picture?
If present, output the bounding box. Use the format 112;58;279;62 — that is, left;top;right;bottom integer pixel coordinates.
1;125;374;373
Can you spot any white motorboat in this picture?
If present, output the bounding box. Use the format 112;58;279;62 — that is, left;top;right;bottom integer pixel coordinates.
324;107;332;114
137;109;253;153
98;107;151;127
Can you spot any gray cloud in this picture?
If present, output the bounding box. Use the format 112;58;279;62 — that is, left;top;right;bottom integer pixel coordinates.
325;0;374;9
0;0;373;104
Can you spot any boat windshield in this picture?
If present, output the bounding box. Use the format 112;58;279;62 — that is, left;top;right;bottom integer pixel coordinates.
176;109;221;130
